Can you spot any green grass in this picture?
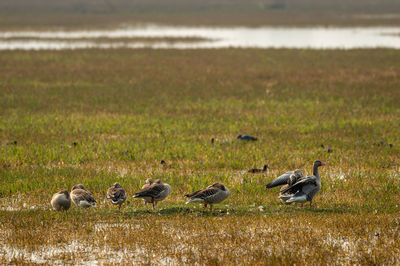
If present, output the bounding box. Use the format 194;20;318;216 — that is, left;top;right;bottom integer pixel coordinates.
1;49;400;264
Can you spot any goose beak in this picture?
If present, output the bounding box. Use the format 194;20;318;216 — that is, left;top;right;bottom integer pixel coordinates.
321;162;326;166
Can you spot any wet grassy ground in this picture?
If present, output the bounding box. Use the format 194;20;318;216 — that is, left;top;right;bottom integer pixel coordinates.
1;49;400;264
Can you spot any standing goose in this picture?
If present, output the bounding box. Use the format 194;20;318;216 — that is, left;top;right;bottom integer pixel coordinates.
51;189;71;211
279;169;303;204
185;183;230;211
133;179;171;210
70;184;96;208
106;182;127;211
248;164;269;173
279;160;326;207
140;178;154;206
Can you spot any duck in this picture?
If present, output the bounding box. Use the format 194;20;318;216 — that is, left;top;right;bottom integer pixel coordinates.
185;183;230;211
279;160;326;207
70;184;96;208
133;179;171;210
237;134;257;141
106;182;127;211
248;164;269;173
51;189;71;211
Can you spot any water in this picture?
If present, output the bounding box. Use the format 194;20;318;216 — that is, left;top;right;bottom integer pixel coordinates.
0;24;400;50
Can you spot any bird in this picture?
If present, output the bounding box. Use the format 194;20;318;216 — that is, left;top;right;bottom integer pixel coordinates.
279;169;304;204
51;189;71;211
140;178;155;206
237;135;257;141
133;179;171;210
160;160;172;169
185;183;230;211
279;160;326;207
248;164;269;173
70;184;96;208
106;182;127;211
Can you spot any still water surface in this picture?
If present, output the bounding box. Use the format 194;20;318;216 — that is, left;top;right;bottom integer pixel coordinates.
0;24;399;50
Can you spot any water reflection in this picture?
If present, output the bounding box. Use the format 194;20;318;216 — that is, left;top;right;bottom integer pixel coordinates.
0;25;399;50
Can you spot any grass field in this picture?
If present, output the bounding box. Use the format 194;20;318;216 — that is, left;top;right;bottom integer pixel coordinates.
1;49;400;264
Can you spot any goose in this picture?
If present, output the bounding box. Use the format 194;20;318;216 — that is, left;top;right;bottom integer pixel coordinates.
248;164;269;173
266;169;304;189
51;189;71;211
279;160;326;207
140;178;154;206
185;183;230;211
237;135;257;141
133;179;171;210
279;169;303;204
106;182;127;211
70;184;96;208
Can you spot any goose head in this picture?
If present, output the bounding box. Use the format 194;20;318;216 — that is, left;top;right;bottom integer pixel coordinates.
237;135;242;139
113;182;122;188
313;160;326;167
72;184;86;191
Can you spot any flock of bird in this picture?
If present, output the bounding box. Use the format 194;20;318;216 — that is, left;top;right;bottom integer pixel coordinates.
50;135;326;212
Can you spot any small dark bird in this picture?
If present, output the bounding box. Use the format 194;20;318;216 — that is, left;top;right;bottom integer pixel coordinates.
327;148;333;153
72;142;78;147
160;160;172;169
237;135;257;141
320;144;325;148
211;138;215;144
248;164;269;173
389;143;393;148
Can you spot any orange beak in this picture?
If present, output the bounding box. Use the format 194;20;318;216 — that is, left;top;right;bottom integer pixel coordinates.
321;162;326;166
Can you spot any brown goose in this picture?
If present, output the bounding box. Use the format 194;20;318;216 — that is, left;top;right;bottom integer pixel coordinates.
133;179;171;210
51;189;71;211
140;178;154;206
279;160;326;207
248;164;269;173
185;183;230;211
106;182;127;211
70;184;96;208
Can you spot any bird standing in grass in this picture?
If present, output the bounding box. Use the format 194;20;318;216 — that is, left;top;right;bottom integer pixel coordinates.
70;184;96;208
237;135;258;141
133;179;171;211
140;178;154;206
106;182;127;211
266;160;326;207
185;183;230;211
248;164;269;173
51;189;71;211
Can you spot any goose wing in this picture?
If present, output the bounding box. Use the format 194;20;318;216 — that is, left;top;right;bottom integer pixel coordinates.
280;175;317;194
73;189;96;203
266;171;294;188
186;186;220;200
134;183;165;198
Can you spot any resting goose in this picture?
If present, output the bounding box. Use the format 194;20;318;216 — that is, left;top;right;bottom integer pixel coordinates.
248;164;269;173
106;182;127;211
279;160;326;207
140;178;154;206
133;179;171;210
237;135;258;141
51;189;71;211
70;184;96;208
185;183;230;211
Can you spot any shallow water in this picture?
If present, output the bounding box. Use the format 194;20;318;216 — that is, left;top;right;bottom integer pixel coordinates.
1;25;400;50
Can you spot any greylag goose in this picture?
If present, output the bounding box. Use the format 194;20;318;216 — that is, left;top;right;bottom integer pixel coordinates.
185;183;230;211
133;179;171;210
248;164;269;173
51;189;71;211
106;182;127;211
237;135;257;141
279;169;303;204
279;160;326;207
70;184;96;208
140;178;154;206
266;169;304;189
